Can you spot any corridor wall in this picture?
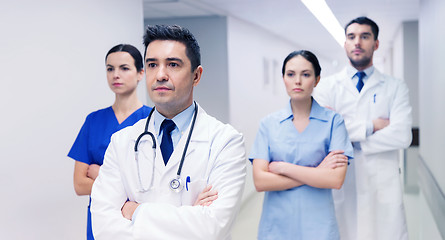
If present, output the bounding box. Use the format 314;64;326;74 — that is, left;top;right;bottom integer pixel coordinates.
418;0;445;238
0;1;144;239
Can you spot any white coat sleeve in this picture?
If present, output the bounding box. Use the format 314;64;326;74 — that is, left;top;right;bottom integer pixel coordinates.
314;75;372;142
132;131;246;240
91;134;133;239
341;115;368;142
313;77;333;109
361;80;412;154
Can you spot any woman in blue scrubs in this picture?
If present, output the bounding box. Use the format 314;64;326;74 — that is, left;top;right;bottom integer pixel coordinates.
68;44;151;240
250;50;353;240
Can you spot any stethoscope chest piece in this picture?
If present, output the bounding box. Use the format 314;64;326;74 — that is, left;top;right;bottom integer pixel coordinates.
169;176;183;193
135;102;198;194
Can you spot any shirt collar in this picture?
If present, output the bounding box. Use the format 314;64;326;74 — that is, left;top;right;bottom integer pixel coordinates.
346;65;375;80
279;98;328;123
309;99;329;121
154;103;195;136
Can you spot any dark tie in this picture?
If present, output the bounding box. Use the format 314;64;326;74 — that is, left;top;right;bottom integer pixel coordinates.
160;119;176;165
356;71;366;92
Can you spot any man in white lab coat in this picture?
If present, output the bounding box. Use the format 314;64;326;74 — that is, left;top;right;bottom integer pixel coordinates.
91;25;246;239
313;17;412;240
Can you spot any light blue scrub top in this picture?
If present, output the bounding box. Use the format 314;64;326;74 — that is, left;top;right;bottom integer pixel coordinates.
249;99;353;240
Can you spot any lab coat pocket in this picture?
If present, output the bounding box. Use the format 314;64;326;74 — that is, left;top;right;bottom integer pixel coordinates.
181;179;206;205
134;188;157;203
370;93;390;119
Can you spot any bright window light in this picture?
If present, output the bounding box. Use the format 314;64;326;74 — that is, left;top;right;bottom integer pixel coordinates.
301;0;345;47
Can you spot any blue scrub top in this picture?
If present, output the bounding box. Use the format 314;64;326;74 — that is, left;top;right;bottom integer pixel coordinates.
249;99;353;240
68;105;151;165
68;105;151;240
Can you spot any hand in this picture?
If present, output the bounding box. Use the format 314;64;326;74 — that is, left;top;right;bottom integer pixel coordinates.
268;161;288;175
87;164;100;180
317;150;348;169
194;185;218;206
121;201;140;220
373;118;390;133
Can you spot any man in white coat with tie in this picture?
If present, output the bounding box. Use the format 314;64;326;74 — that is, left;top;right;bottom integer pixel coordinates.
313;16;412;240
91;25;246;239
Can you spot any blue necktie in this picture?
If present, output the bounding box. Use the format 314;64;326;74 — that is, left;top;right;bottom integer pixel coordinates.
356;71;366;92
160;119;176;165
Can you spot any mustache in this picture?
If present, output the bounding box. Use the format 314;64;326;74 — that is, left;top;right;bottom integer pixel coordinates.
152;82;174;90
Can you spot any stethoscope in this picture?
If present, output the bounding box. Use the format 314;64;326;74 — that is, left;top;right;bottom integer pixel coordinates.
134;102;198;193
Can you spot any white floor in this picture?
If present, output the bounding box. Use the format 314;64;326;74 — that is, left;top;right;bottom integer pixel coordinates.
404;191;420;240
231;192;264;240
231;189;421;240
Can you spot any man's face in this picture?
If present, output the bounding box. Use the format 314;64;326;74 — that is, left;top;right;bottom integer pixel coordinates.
145;40;202;118
344;23;379;70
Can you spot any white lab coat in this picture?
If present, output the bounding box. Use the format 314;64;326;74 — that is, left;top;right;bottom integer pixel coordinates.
91;104;246;240
313;67;412;240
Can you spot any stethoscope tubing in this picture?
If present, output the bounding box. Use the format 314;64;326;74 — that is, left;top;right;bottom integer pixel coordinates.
134;108;156;152
176;102;198;176
134;102;198;192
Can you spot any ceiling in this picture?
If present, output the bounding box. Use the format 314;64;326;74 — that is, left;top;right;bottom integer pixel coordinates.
143;0;420;66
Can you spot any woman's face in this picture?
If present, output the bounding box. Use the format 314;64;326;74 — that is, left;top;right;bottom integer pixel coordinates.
283;55;320;101
106;51;144;96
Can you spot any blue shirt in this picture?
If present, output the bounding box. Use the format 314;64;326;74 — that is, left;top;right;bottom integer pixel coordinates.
249;99;353;240
68;105;151;165
347;65;375;88
68;105;151;240
153;103;195;150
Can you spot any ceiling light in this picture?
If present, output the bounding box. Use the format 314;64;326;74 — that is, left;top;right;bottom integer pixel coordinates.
144;0;178;3
301;0;345;47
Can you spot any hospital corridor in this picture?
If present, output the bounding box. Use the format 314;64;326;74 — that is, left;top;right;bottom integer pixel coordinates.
1;0;444;239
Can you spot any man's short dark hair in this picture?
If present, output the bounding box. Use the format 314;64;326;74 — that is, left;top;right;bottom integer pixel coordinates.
345;16;379;40
143;25;201;71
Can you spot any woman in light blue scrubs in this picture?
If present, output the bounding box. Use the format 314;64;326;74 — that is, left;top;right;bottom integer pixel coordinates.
250;50;353;240
68;44;151;240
